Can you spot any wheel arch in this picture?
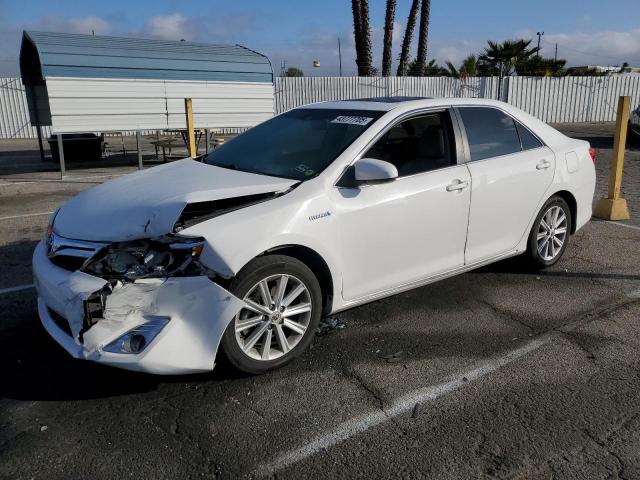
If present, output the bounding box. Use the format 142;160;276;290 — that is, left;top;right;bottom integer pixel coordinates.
259;244;335;315
550;189;578;234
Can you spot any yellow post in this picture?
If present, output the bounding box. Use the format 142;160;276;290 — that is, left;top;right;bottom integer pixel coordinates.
184;98;196;158
594;95;631;220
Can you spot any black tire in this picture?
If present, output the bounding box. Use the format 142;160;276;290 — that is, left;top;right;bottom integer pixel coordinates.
526;195;572;269
220;254;322;374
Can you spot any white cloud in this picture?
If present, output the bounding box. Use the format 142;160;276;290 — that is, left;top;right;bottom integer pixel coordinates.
31;15;112;36
545;29;640;66
67;15;110;35
144;13;189;41
514;28;640;66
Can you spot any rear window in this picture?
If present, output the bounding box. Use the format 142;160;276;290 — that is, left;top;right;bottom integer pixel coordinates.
458;107;522;161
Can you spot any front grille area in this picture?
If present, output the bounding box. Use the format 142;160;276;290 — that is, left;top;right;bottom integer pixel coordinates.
48;307;73;337
46;232;107;272
49;255;87;272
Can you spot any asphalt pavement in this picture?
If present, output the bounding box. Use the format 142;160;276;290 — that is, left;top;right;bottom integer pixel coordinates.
0;124;639;479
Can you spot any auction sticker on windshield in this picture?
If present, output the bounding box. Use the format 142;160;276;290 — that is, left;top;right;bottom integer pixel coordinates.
331;116;374;126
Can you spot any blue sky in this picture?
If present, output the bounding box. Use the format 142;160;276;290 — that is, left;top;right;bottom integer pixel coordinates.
1;0;639;76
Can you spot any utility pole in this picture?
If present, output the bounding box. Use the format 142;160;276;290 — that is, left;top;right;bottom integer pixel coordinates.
554;43;558;62
536;31;544;57
338;37;342;77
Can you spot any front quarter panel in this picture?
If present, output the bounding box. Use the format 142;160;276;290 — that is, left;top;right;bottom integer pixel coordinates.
180;181;342;296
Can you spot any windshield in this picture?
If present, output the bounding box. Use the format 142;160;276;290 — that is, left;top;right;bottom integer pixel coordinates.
203;108;385;180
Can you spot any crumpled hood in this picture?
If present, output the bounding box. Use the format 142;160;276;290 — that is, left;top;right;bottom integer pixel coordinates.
54;159;297;241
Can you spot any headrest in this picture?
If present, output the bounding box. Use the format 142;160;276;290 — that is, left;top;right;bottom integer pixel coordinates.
417;127;445;159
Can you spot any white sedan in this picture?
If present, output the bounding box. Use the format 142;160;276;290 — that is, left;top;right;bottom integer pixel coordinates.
33;97;596;375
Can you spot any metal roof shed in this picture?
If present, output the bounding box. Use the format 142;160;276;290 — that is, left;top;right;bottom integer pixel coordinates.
19;31;275;133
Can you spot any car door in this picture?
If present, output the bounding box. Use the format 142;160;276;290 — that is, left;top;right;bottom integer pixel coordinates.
332;109;472;301
456;106;555;265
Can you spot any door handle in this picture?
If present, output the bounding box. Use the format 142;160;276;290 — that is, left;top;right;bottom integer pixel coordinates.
446;180;469;192
536;160;551;170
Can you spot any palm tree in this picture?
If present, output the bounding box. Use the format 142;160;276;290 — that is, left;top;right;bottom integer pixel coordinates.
351;0;364;73
359;0;373;76
413;0;431;76
381;0;396;76
459;54;477;78
478;39;538;99
396;0;420;76
478;39;539;78
516;56;566;76
445;61;459;78
351;0;373;76
408;58;446;76
445;55;477;79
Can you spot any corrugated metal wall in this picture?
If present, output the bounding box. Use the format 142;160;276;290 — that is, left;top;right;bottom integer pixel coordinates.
507;76;640;123
3;75;640;138
0;77;51;138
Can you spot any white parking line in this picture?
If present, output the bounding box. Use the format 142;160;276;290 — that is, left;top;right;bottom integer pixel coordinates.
0;284;35;296
0;174;123;186
256;335;550;476
598;220;640;231
0;211;53;222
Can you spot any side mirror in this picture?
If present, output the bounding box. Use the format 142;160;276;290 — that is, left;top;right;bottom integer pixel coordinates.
353;158;398;183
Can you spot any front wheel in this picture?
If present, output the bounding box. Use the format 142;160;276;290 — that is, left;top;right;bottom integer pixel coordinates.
220;255;322;374
526;195;571;268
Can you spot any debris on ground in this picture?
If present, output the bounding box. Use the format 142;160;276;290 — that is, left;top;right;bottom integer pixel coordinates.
377;350;405;363
412;403;420;419
316;316;346;336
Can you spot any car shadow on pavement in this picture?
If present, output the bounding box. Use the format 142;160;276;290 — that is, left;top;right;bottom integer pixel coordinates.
0;267;539;403
472;255;640;282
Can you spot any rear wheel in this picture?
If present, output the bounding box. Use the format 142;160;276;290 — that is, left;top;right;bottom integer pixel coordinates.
220;255;322;374
526;196;571;268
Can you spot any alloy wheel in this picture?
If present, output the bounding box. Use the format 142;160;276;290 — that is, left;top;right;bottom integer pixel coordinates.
234;274;313;361
536;205;568;261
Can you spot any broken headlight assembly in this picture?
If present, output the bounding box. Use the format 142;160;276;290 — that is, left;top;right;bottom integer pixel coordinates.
82;235;207;281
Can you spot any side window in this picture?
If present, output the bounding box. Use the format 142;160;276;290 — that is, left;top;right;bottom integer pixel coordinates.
515;121;543;150
458;107;522;161
363;111;456;177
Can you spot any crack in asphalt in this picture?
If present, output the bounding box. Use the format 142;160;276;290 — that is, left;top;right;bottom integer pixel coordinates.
476;298;536;333
338;361;411;437
228;395;267;422
582;428;630;480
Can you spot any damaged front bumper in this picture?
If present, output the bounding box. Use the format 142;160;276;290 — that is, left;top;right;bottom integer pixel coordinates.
32;241;244;374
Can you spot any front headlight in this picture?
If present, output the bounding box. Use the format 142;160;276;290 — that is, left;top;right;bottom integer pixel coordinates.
45;209;60;247
82;235;206;281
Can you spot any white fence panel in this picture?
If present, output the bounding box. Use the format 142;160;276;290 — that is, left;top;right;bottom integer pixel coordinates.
0;77;51;139
274;76;504;114
507;76;640;123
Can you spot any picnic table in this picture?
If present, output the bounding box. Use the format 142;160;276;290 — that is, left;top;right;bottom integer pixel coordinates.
148;136;180;162
165;128;207;156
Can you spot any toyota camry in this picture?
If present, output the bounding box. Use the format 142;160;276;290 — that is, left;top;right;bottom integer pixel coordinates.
33;97;596;374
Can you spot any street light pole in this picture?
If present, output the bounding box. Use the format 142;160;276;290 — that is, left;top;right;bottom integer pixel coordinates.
338;37;342;77
536;31;544;57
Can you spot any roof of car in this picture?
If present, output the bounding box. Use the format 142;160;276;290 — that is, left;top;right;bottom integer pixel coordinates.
302;96;512;112
301;96;570;146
